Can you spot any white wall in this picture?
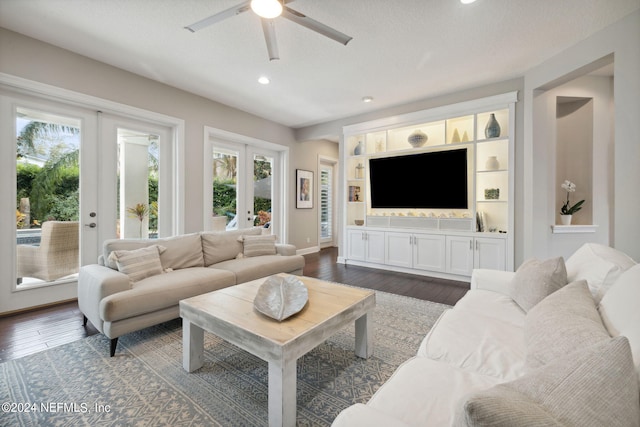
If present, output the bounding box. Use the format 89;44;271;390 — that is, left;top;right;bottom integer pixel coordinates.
524;10;640;261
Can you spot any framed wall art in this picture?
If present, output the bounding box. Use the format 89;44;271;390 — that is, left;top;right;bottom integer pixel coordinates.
296;169;313;209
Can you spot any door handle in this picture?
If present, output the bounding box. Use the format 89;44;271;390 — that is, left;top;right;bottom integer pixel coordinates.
84;223;97;228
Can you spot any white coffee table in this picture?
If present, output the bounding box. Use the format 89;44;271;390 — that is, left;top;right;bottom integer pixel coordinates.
180;274;376;427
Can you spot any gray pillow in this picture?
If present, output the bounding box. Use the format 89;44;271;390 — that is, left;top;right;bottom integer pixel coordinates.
454;337;640;427
524;280;610;370
509;257;567;312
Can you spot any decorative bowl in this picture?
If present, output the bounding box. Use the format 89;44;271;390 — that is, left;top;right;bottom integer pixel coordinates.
354;220;364;226
253;275;308;321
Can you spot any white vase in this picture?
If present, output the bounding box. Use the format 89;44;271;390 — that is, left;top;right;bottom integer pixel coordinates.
560;215;572;225
485;156;499;170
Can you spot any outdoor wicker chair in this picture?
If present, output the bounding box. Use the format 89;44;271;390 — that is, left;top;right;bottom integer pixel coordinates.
17;221;79;283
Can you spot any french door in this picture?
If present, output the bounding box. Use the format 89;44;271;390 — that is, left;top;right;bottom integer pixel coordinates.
1;91;177;312
204;130;285;240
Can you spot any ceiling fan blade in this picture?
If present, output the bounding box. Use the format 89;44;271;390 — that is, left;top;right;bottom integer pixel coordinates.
261;18;280;61
282;7;353;45
185;0;252;32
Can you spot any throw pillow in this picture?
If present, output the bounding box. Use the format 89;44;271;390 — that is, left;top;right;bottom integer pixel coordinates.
240;234;277;257
509;257;567;312
599;263;640;380
454;336;640;427
201;227;263;265
524;280;610;370
565;243;636;302
108;245;166;282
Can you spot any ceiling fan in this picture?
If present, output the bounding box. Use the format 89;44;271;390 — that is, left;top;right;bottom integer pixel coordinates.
185;0;353;61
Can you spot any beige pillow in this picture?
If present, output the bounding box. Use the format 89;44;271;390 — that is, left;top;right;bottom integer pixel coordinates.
201;227;263;265
240;234;277;257
524;280;610;370
108;245;166;282
454;337;640;427
509;257;567;312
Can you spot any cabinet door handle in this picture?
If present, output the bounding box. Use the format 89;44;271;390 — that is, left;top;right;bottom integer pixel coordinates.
476;240;479;250
469;240;473;250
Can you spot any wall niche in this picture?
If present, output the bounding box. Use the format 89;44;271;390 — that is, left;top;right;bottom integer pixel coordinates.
555;96;593;225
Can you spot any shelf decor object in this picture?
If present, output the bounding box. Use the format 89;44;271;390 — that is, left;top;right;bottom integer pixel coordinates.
407;129;428;148
560;214;573;225
485;156;500;170
353;140;364;155
451;128;461;143
355;163;364;179
253;275;308;321
485;113;501;138
462;131;469;142
485;188;500;200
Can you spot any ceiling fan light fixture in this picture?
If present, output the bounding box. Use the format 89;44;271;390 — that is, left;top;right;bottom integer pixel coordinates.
258;76;270;84
251;0;283;19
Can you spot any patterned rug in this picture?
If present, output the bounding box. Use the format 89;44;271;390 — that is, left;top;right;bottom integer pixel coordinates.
1;291;450;426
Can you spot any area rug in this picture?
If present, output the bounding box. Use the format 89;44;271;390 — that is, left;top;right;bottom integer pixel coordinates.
1;291;450;426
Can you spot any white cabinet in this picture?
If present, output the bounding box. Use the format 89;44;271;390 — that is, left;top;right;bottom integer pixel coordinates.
446;236;475;276
341;92;517;277
446;236;506;276
474;237;506;270
385;232;413;268
386;232;446;272
347;229;385;264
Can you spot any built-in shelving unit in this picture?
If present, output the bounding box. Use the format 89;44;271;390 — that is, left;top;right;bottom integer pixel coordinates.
340;92;517;279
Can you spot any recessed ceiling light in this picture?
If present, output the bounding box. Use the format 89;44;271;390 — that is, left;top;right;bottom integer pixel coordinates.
258;76;270;85
460;0;477;4
362;96;373;103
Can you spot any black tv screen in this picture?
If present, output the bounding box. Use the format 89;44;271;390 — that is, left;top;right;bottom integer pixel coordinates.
369;149;468;209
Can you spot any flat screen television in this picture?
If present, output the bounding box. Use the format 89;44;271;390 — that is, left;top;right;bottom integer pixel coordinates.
368;149;468;209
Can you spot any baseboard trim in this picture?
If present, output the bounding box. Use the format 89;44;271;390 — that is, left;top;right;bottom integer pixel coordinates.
296;246;320;256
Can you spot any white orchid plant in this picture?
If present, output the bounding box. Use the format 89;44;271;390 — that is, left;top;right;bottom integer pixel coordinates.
560;180;585;215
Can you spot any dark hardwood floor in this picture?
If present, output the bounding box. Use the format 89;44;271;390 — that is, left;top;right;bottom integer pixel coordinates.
0;247;468;363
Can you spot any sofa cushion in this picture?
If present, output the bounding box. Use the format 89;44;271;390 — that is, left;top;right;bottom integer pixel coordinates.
201;228;262;266
103;233;204;270
210;254;305;284
418;309;526;381
240;234;277;257
107;245;165;282
524;280;610;370
363;357;500;427
453;337;640;427
453;289;526;327
599;263;640;379
565;243;636;302
509;257;567;312
100;267;236;322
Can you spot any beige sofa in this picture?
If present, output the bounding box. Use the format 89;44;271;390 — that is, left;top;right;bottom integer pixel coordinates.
78;228;305;356
332;243;640;426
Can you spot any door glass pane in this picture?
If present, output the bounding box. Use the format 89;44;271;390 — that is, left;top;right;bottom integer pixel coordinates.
253;154;273;230
320;167;332;240
116;128;159;239
212;148;239;230
15;107;80;287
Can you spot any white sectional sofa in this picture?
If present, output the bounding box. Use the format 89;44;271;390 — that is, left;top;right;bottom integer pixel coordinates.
78;228;305;356
333;243;640;426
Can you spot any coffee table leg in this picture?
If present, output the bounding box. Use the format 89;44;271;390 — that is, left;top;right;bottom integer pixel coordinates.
183;319;204;372
355;312;373;358
268;358;297;427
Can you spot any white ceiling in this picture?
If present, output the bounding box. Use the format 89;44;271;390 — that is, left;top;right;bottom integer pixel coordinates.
1;0;638;129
